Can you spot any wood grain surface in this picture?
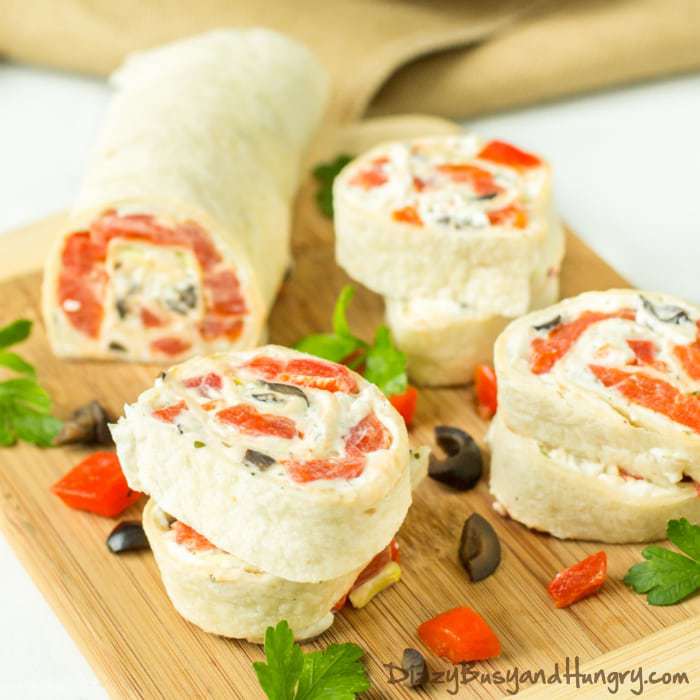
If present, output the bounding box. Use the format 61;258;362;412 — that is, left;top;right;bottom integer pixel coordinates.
0;117;698;699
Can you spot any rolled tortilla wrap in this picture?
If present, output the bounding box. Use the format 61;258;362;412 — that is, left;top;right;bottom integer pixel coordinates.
334;134;554;317
42;29;328;362
112;345;417;582
495;289;700;486
488;415;700;543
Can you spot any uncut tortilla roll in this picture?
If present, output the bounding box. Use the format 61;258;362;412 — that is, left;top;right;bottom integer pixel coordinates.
386;216;564;386
488;415;700;543
42;29;328;362
143;500;361;642
334;134;554;317
495;289;700;487
112;345;417;582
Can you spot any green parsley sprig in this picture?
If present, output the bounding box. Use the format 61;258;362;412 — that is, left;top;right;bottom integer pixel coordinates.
624;518;700;605
313;154;353;219
0;319;62;447
295;286;407;397
253;620;370;700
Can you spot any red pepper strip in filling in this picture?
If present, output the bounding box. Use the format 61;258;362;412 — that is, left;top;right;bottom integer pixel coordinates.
530;309;636;374
245;356;359;395
216;404;298;439
626;339;668;372
674;321;700;380
349;159;388;189
547;551;607;608
436;163;502;197
332;539;401;612
477;140;542;169
51;451;141;517
392;205;422;226
474;364;498;420
152;400;187;423
418;606;501;663
150;337;192;356
183;372;223;392
389;386;418;426
58;212;246;346
285;412;390;483
589;365;700;434
487;203;528;229
140;308;164;327
171;520;216;552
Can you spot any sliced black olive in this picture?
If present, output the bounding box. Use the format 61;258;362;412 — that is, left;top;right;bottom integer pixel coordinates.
53;400;115;446
459;513;501;582
167;285;198;314
245;449;276;470
402;648;428;688
262;381;310;405
640;296;690;324
477;191;498;200
107;521;149;554
428;426;483;490
533;314;562;332
115;299;128;319
108;341;127;352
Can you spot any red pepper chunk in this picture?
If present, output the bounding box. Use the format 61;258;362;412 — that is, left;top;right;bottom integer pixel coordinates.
349;166;388;189
474;364;498;419
286;456;365;483
418;607;501;663
216;403;297;439
390;386;418;426
279;358;359;394
674;324;700;380
152;400;187;423
183;372;223;392
531;309;636;374
548;551;607;608
436;163;501;197
589;365;700;434
627;339;668;371
478;140;541;169
140;307;164;328
51;452;141;518
392;205;423;226
171;521;215;552
488;204;528;229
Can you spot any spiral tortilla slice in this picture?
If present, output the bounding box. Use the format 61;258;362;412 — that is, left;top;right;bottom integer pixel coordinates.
334;134;554;317
386;211;564;386
488;415;700;543
495;289;700;487
42;29;328;361
112;345;416;582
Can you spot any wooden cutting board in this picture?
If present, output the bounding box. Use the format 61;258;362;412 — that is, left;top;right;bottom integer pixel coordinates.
0;116;698;699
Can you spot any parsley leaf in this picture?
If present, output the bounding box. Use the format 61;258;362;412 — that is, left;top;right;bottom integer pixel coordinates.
364;326;407;397
313;154;353;218
253;620;370;700
253;621;304;700
295;286;408;397
0;318;62;447
624;518;700;605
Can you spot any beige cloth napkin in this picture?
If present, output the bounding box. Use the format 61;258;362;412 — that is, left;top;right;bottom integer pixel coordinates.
1;0;699;120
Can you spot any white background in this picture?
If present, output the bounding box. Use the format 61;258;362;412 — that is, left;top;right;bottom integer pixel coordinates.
1;63;699;698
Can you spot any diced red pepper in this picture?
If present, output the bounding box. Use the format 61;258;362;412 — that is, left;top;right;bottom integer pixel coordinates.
390;386;418;426
285;456;365;483
171;521;215;552
392;205;423;226
51;452;141;518
216;403;298;439
418;606;501;663
152;400;187;423
626;339;668;372
478;140;541;169
548;551;607;608
345;413;391;456
140;307;164;327
530;309;636;374
674;324;700;380
246;356;359;395
487;204;528;229
589;365;700;434
350;166;388;189
474;364;498;420
183;372;223;392
436;163;501;197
